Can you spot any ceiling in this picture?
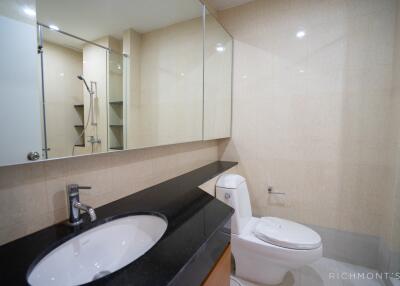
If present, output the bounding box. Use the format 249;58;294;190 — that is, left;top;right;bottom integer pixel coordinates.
208;0;253;11
37;0;203;46
0;0;36;24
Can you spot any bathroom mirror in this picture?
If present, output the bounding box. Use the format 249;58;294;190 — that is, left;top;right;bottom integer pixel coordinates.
123;2;204;149
204;8;233;140
0;0;232;167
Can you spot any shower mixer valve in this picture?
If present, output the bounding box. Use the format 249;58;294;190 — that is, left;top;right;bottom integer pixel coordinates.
88;136;101;144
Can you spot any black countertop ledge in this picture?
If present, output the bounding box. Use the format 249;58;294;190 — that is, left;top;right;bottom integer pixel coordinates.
0;161;237;286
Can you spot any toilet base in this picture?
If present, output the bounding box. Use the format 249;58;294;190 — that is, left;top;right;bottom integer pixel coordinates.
235;252;288;285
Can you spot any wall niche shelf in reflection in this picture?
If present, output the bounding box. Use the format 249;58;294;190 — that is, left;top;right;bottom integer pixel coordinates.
73;103;85;151
108;97;124;151
109;146;123;150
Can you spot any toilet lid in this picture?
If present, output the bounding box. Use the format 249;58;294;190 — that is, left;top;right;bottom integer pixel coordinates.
254;217;321;250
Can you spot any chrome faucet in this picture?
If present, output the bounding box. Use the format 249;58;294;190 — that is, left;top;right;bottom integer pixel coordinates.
66;184;97;226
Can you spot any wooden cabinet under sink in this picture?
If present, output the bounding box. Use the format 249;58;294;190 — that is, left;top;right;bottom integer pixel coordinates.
202;244;231;286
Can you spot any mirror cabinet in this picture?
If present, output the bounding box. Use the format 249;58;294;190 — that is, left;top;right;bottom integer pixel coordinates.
0;0;232;166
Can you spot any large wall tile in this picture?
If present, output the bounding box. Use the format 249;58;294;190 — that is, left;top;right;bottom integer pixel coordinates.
0;141;219;245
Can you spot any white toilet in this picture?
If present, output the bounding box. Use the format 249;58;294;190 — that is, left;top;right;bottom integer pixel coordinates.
216;174;322;285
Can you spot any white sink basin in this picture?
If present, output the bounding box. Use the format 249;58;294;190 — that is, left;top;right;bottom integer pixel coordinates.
28;215;167;286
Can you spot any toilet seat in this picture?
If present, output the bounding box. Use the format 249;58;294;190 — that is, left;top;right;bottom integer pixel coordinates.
232;217;322;266
254;217;321;250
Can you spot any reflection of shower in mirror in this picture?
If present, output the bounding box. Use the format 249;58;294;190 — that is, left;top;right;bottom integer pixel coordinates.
72;76;100;155
35;23;125;159
77;75;92;96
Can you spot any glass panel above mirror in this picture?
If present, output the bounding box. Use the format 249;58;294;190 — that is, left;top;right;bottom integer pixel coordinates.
0;0;232;167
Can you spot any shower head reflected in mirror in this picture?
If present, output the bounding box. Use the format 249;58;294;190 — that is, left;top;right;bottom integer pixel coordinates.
77;75;91;95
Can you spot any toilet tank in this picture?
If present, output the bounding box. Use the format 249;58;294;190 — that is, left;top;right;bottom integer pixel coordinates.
216;174;252;234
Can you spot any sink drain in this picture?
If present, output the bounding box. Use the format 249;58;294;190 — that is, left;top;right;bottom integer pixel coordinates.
93;271;112;281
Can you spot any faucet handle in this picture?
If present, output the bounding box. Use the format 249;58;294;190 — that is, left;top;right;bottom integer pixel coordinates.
66;185;95;226
78;186;91;190
67;184;91;197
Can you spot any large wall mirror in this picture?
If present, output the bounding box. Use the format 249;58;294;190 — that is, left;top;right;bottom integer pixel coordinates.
0;0;232;167
204;8;233;140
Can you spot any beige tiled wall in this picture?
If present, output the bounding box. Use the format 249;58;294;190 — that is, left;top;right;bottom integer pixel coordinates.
385;0;400;254
217;0;398;238
0;140;219;245
199;165;240;196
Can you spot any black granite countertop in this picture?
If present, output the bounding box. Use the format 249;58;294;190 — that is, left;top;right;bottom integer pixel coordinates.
0;161;237;286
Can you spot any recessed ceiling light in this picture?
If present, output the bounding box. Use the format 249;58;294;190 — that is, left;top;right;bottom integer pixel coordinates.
216;43;225;53
23;7;36;17
49;24;60;31
296;30;306;39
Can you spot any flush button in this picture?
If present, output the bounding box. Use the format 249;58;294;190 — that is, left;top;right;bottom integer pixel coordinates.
225;193;231;199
